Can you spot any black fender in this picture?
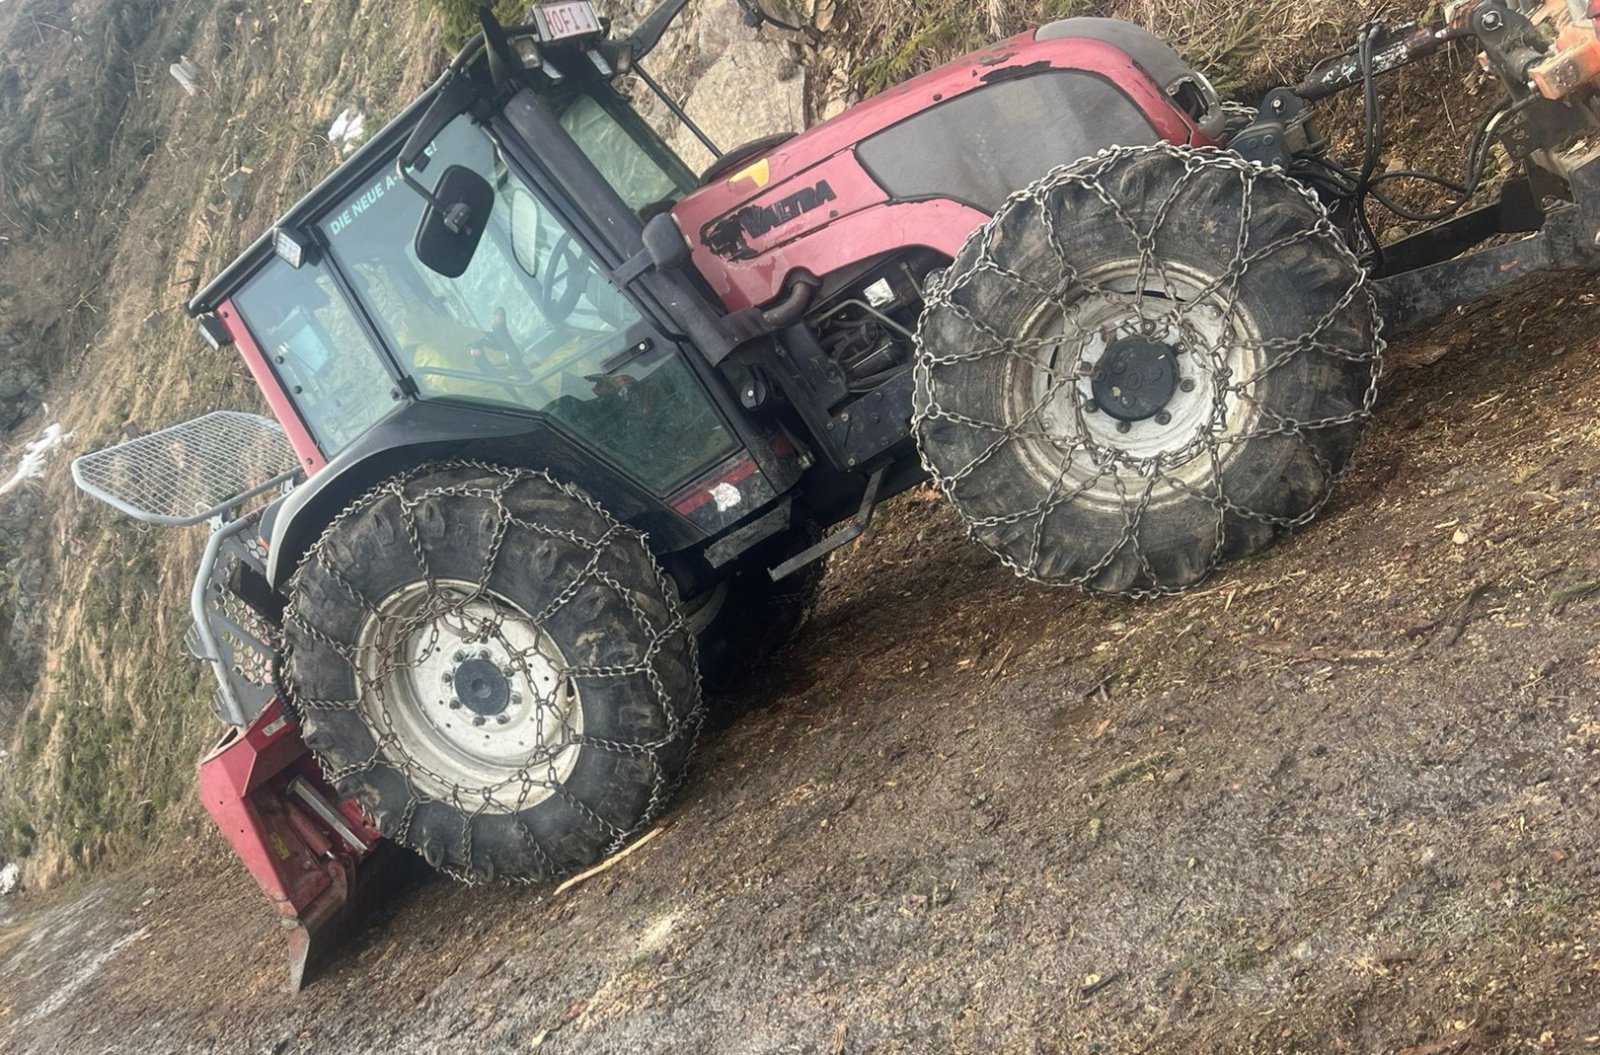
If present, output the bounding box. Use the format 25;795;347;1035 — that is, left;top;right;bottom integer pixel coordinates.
261;401;706;589
1036;17;1224;139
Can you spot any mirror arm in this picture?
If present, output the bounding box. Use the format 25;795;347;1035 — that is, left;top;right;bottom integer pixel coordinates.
624;0;692;62
397;70;480;174
633;61;722;157
397;160;476;236
733;0;804;32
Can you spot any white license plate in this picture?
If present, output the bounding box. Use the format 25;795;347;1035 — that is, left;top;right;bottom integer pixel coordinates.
537;1;601;41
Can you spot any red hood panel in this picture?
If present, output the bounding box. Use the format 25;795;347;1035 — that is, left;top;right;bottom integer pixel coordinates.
673;29;1203;313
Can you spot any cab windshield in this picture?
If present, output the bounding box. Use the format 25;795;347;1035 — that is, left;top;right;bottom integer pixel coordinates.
547;84;698;217
235;111;735;494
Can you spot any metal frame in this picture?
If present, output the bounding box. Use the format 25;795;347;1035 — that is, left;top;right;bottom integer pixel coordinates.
1234;0;1600;337
69;411;300;527
191;516;260;728
70;411;302;728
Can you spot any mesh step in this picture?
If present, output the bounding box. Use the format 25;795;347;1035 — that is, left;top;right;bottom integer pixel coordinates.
71;411;300;525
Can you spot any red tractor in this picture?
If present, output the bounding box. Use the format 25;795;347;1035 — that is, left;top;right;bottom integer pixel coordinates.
70;0;1600;987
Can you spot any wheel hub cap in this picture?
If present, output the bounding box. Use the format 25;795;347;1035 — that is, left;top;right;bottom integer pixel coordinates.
453;656;512;717
1013;266;1268;508
1091;336;1178;422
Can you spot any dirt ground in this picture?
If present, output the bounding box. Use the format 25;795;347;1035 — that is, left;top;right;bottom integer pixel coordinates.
3;278;1600;1054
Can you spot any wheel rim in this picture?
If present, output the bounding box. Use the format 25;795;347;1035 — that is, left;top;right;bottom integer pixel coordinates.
1005;262;1267;509
356;579;583;813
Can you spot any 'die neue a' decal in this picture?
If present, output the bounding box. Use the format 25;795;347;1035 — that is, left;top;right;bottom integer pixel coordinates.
706;179;838;260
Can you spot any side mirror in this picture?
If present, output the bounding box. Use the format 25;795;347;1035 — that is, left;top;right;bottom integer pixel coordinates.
414;165;495;279
613;212;693;288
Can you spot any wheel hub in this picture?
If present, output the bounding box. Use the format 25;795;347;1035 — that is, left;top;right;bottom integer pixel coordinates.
356;581;584;813
1091;336;1178;422
1014;265;1267;506
452;656;511;717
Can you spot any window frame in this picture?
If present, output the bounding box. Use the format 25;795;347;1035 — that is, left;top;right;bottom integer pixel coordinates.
230;257;409;458
239;110;744;496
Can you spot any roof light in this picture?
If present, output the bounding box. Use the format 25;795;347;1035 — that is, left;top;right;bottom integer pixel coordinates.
196;313;233;350
272;226;312;269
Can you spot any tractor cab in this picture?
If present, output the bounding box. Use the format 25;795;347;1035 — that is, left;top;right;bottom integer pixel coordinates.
187;4;830;592
226;110;730;493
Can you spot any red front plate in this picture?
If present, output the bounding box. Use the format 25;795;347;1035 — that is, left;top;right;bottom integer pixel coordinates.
197;701;377;918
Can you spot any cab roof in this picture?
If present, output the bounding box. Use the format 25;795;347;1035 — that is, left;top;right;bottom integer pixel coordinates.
187;13;623;318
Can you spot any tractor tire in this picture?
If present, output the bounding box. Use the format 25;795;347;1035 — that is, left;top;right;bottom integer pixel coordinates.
913;144;1382;596
694;555;825;696
281;462;701;882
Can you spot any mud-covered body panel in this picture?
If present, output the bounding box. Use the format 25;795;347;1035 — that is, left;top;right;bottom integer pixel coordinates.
672;29;1209;313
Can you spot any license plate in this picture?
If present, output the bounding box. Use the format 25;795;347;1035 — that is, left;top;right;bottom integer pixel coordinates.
536;1;601;42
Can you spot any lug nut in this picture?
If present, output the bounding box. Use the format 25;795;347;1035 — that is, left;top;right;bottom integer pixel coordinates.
496;714;511;725
510;692;523;707
472;716;485;727
448;700;461;710
1155;411;1173;426
453;651;466;663
441;672;453;684
1117;421;1132;434
478;649;491;661
1180;378;1196;393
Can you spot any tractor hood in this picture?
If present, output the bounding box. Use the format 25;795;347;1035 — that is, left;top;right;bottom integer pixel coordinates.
671;19;1216;314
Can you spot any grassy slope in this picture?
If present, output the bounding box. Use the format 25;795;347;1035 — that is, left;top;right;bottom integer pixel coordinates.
834;0;1343;98
0;0;446;884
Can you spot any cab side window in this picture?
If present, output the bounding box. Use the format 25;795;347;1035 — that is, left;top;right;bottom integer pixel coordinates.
233;263;397;454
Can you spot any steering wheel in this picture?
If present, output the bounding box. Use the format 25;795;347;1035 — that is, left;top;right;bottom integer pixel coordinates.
535;231;590;324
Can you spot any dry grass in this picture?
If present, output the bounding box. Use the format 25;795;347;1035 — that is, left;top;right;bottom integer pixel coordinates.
834;0;1370;98
0;0;447;886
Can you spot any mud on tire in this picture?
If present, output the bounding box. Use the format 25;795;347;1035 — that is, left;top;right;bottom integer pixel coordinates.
282;462;701;882
913;145;1382;596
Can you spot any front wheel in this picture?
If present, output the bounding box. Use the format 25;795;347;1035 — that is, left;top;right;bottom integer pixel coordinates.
281;463;702;882
913;145;1382;596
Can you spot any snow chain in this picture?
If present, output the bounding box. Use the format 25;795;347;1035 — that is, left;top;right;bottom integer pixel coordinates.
913;144;1385;597
280;460;702;884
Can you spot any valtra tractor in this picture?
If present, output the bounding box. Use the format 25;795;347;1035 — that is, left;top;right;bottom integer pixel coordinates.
69;0;1600;987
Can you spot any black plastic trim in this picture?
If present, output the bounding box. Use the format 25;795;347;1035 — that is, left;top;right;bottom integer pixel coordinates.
263;400;706;587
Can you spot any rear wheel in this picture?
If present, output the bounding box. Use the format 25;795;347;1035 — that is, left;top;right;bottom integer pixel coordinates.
913;145;1382;596
282;462;701;882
